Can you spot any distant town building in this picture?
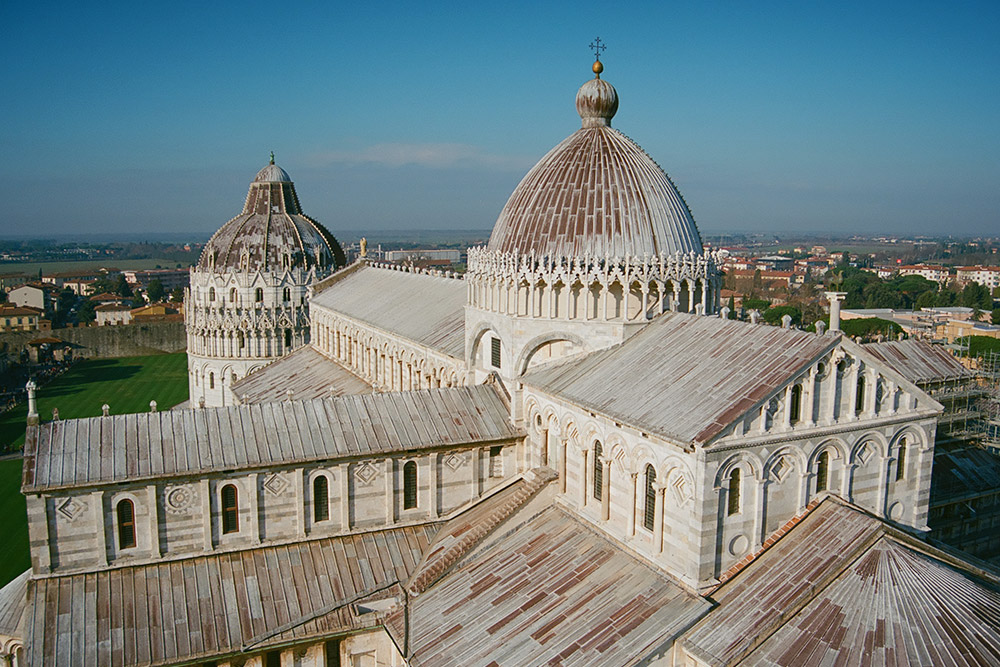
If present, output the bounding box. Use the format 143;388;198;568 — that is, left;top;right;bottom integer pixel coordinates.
0;304;43;331
383;249;462;264
898;264;952;284
94;303;133;326
956;265;1000;290
122;268;189;291
7;283;57;315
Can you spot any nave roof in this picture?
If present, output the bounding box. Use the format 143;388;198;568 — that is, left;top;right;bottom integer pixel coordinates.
863;338;971;384
23;383;518;492
311;264;466;360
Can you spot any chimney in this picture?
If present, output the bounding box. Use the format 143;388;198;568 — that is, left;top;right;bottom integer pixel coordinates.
825;291;847;332
816;321;827;336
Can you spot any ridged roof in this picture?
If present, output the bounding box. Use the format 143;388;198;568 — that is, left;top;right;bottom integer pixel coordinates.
487;68;703;258
198;160;345;273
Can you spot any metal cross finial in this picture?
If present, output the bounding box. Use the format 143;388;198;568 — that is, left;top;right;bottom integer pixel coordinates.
590;37;606;61
269;151;275;165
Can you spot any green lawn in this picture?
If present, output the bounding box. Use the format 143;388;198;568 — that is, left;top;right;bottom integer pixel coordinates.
0;352;189;451
0;352;189;586
0;258;193;275
0;457;30;587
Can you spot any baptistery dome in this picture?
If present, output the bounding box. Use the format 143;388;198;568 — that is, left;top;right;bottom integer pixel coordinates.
487;66;703;258
199;159;345;273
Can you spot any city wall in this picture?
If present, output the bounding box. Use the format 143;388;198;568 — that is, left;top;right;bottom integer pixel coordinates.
0;322;186;360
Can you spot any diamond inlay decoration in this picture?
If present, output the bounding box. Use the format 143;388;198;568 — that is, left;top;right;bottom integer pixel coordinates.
57;497;86;522
670;474;691;506
444;453;466;472
355;461;379;485
857;443;872;465
771;457;790;483
263;473;289;497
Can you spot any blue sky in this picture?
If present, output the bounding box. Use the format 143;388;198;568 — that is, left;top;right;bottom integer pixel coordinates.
2;0;998;239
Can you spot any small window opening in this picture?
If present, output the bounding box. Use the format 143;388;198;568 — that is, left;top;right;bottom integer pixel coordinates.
284;328;292;349
221;484;239;534
209;372;215;390
229;287;236;303
117;499;136;549
817;450;830;492
643;465;656;531
255;287;264;303
727;468;742;516
896;439;907;481
283;287;291;302
209;287;216;302
490;337;501;369
403;461;418;510
593;441;603;501
856;375;866;413
489;446;503;478
313;475;329;522
790;384;802;424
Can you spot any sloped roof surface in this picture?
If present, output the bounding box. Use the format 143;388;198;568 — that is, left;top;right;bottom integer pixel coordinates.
311;265;466;359
930;445;1000;504
0;569;28;637
864;339;970;383
24;384;518;491
681;499;1000;666
522;313;835;445
24;525;438;667
231;345;371;404
403;505;709;667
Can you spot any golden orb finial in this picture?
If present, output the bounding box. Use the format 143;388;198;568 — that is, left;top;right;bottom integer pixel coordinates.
592;60;604;77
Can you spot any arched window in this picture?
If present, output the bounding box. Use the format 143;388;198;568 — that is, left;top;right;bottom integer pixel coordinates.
313;476;329;522
643;465;656;531
403;461;418;510
229;287;237;303
727;468;741;516
592;441;603;500
116;499;136;549
896;438;907;481
209;287;216;302
255;287;264;303
856;375;866;413
816;450;830;492
221;484;239;534
283;287;291;302
790;384;802;424
209;372;215;390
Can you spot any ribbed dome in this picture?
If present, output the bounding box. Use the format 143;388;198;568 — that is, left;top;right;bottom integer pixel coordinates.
199;161;345;273
487;70;703;258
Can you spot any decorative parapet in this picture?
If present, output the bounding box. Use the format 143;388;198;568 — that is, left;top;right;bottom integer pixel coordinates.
466;246;723;319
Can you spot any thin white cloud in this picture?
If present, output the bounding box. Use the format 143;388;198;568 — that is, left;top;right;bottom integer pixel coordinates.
311;143;531;170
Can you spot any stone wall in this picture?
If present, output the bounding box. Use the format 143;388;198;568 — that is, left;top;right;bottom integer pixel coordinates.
0;321;186;360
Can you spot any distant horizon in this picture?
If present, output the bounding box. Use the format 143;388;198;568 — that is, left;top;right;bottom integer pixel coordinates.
3;1;998;238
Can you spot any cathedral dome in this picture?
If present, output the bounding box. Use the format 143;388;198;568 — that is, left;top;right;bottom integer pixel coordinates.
487;65;703;258
198;158;345;273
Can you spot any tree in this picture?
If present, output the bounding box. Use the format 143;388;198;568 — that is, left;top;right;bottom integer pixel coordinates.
961;282;992;309
77;299;96;323
762;305;802;327
992;308;1000;325
170;287;185;303
146;279;165;303
743;297;770;312
840;317;903;340
726;296;736;319
113;274;133;298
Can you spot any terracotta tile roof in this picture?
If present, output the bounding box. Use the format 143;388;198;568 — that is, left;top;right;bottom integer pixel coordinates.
23;525;437;667
522;312;836;446
401;505;709;667
232;345;371;404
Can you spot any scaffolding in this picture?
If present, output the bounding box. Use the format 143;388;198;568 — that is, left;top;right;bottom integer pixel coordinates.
976;350;1000;451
